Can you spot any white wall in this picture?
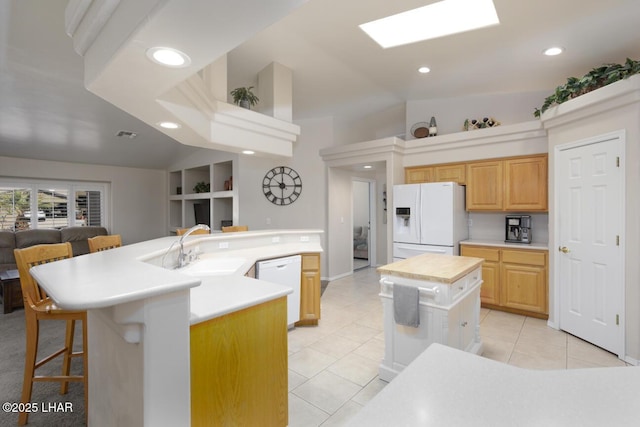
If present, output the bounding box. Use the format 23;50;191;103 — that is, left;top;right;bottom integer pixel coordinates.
237;117;334;276
0;156;166;244
406;91;548;137
352;180;369;230
335;103;406;145
326;167;354;278
469;212;549;244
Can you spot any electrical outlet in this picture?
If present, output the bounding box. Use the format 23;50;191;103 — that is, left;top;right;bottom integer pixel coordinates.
300;236;310;242
266;217;271;225
272;236;280;243
219;242;229;249
467;218;473;227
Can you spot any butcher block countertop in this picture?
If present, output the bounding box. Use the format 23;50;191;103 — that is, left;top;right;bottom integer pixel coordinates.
377;253;483;284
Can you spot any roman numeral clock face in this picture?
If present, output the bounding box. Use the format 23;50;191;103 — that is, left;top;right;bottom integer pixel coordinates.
262;166;302;205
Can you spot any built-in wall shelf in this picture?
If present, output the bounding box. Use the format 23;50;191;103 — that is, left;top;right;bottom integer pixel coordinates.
168;160;238;233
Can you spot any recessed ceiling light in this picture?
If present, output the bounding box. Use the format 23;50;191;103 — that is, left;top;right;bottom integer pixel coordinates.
146;47;191;68
360;0;500;49
242;150;255;155
363;165;373;169
544;46;564;56
158;121;181;129
418;66;431;74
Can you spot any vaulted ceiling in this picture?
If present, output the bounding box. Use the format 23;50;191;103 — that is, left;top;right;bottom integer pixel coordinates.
1;0;639;169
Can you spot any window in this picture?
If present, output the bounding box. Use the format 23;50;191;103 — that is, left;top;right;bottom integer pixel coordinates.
0;179;109;231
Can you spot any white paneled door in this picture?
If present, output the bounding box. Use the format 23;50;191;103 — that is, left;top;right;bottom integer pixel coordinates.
557;134;624;356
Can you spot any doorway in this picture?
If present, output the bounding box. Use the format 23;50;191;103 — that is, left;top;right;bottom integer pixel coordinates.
555;131;625;356
352;179;375;270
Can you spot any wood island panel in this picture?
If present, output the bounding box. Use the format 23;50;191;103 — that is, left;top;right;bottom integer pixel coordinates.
191;297;288;427
377;254;483;284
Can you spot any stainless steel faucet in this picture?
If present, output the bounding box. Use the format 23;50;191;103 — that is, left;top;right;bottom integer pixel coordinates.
177;224;210;268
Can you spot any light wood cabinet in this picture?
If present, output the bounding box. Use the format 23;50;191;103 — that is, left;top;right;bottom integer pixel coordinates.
465;154;547;212
465;160;503;210
405;166;434;184
467;247;501;306
461;244;548;318
504;156;548;211
434;163;466;184
405;155;547;211
296;253;321;326
405;163;466;184
191;297;288;426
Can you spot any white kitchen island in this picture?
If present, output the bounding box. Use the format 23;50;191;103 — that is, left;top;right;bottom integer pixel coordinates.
29;230;323;427
377;253;484;381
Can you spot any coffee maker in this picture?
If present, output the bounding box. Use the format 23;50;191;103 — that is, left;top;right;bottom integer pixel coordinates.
505;215;532;244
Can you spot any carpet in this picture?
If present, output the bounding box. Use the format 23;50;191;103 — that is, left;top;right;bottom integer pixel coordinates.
0;304;86;426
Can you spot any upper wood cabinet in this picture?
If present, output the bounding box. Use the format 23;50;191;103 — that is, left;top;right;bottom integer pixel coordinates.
466;160;503;210
405;162;466;184
405;154;548;212
405;166;434;184
434;163;466;184
466;154;547;212
504;156;548;211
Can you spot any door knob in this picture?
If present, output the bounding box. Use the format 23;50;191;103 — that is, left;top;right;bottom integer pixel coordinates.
558;246;570;254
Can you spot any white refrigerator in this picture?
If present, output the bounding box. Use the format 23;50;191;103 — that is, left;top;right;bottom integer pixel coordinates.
393;182;468;260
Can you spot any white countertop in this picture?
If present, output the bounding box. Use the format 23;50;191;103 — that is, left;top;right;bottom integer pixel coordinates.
30;229;323;324
461;239;549;250
349;343;639;427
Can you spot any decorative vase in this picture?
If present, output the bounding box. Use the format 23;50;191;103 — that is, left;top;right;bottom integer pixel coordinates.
428;116;437;137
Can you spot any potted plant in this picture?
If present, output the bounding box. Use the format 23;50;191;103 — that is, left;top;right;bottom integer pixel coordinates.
534;58;640;118
230;86;259;109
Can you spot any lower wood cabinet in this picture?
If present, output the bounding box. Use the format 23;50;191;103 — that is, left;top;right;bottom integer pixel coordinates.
296;253;321;326
461;245;548;318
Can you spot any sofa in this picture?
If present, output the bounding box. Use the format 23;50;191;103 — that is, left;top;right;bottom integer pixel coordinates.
0;226;108;313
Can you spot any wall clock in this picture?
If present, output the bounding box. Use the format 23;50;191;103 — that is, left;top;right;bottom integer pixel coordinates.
262;166;302;205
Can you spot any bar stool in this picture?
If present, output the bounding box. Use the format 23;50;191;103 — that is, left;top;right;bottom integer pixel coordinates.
88;234;122;253
221;225;249;232
13;243;87;425
176;227;210;236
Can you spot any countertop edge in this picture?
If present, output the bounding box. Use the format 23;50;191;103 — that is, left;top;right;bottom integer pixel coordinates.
377;255;484;284
28;229;324;312
461;239;549;251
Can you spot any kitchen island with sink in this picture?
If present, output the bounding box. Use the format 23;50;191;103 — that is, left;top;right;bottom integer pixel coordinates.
29;229;323;427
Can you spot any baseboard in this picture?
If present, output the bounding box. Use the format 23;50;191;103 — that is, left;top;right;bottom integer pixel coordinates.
322;271;353;282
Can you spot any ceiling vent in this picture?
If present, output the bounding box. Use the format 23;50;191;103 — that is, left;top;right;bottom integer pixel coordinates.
116;130;138;139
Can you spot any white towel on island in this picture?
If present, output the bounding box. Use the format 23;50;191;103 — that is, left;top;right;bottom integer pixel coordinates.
393;283;420;327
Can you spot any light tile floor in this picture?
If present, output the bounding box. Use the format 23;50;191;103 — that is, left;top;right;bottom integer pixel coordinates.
287;267;629;426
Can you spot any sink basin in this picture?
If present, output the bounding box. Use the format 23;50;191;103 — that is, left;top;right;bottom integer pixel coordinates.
178;256;246;277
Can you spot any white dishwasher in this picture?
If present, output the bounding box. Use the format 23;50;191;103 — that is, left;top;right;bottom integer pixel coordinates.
256;255;302;328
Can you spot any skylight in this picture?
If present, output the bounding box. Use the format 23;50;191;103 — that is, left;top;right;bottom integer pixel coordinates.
359;0;500;49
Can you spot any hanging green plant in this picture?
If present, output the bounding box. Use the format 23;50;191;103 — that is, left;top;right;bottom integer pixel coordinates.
534;58;640;118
